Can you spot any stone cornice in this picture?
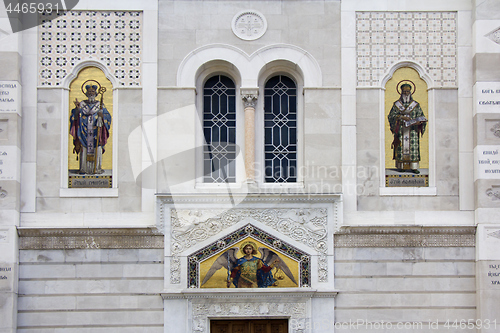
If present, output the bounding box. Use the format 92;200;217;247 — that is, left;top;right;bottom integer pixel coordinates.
157;193;341;204
160;288;338;300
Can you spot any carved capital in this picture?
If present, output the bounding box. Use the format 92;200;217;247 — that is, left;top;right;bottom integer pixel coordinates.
241;88;259;108
242;94;258;108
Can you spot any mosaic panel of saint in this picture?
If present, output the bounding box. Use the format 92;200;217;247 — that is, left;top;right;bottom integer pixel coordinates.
68;67;113;188
385;67;429;187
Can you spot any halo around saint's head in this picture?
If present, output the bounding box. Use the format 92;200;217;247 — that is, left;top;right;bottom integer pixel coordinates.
396;80;416;95
240;240;258;255
81;79;102;95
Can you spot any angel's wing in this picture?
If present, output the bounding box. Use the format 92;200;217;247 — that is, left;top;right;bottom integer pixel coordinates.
201;247;239;286
258;247;298;285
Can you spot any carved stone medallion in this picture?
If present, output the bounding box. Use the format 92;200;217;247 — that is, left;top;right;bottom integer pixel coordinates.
231;10;267;41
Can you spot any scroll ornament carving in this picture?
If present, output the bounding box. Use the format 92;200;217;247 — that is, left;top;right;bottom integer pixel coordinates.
0;187;7;199
491;122;500;138
486;187;500;200
488;230;500;240
486;27;500;45
170;256;181;284
192;302;307;333
170;209;328;256
171;208;328;285
318;254;328;282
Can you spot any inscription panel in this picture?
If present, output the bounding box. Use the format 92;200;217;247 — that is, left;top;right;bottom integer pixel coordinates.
475;82;500;114
475;145;500;180
0;81;20;113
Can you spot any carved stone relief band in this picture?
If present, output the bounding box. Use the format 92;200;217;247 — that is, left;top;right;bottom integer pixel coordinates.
18;228;164;250
334;226;475;247
161;289;337;333
242;89;258;182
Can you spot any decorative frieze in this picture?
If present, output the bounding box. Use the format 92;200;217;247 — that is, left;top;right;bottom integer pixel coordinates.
192;300;307;333
18;228;163;249
170;208;328;256
334;227;475;247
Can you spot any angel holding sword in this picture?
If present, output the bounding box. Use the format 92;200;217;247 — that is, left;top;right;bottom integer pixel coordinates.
201;240;298;288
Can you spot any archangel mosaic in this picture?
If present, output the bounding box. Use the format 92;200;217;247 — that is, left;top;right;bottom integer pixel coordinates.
188;224;310;288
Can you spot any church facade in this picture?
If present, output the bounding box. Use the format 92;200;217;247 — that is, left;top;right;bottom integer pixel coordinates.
0;0;499;332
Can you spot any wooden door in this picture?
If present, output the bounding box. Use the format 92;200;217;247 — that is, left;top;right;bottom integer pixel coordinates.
210;319;288;333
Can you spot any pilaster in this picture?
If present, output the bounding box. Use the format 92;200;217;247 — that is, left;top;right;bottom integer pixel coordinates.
472;0;500;330
0;6;21;332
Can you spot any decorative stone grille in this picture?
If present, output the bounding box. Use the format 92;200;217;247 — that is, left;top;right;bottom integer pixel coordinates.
356;12;457;87
38;11;142;86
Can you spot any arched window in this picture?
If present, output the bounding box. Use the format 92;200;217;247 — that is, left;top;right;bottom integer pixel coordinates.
203;75;236;183
264;75;297;183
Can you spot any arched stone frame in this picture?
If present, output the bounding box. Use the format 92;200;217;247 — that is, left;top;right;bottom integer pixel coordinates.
177;44;322;89
60;60;119;196
178;44;321;187
379;60;437;195
194;61;245;187
257;62;305;186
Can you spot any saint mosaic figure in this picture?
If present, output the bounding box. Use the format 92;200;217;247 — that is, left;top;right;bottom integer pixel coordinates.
388;81;427;174
70;81;111;174
201;241;297;288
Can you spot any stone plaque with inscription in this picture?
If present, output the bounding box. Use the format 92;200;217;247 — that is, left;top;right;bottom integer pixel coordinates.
475;145;500;179
475;82;500;114
0;81;20;113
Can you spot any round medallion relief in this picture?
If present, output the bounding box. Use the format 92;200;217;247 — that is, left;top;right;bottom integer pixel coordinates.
231;10;267;41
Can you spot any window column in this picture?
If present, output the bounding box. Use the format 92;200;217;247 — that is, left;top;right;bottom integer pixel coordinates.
241;89;258;183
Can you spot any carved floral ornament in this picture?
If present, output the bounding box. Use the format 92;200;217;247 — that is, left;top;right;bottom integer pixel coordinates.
231;10;268;41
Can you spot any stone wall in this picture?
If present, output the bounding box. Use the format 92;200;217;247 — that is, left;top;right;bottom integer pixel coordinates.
16;229;164;332
334;228;476;332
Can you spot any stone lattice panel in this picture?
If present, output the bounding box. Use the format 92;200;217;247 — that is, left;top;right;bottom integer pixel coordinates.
38;11;142;86
356;12;457;87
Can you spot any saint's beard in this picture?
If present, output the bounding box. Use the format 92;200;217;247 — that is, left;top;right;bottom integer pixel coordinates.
402;94;411;103
88;95;96;103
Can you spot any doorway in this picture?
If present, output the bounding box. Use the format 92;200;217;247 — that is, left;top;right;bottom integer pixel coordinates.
210;319;288;333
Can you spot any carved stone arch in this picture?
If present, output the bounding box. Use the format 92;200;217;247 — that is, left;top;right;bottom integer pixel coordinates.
196;59;242;88
62;59;118;90
258;60;305;88
177;44;322;88
380;59;434;89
